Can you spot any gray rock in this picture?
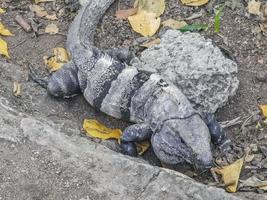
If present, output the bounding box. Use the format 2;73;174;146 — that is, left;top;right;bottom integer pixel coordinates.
134;30;239;113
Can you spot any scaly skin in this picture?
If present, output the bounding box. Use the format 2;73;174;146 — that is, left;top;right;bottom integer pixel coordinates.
37;0;230;170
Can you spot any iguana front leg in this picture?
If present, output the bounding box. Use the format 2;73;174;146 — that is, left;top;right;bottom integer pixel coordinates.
120;123;153;156
202;113;231;151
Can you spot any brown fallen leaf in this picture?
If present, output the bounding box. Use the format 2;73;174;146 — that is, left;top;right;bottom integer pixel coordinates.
29;4;48;18
138;0;165;17
140;38;161;48
0;8;5;14
45;23;59;34
115;8;138;19
44;47;69;72
0;38;10;58
181;0;209;6
0;22;13;36
259;104;267;118
83;119;122;140
162;18;187;29
247;0;261;15
128;10;161;36
13;81;21;97
213;158;244;193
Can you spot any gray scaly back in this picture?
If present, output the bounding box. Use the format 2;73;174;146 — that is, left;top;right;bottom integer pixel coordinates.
46;0;230;170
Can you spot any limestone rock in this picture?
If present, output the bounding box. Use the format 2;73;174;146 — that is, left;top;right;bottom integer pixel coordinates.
134;30;239;113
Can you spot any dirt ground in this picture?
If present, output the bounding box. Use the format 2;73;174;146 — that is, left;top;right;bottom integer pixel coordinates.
0;0;267;196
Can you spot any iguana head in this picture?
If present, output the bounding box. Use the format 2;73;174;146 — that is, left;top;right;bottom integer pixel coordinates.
151;115;213;171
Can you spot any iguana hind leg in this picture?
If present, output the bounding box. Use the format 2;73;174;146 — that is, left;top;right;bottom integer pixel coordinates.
120;123;152;156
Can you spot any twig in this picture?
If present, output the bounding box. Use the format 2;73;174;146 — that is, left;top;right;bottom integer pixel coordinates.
10;38;27;49
184;10;204;20
219;116;242;128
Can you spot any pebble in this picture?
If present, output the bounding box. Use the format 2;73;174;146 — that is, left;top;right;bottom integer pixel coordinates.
256;71;267;82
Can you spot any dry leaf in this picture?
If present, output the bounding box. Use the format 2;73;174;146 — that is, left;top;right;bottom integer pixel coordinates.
181;0;209;6
0;8;5;14
46;14;58;20
44;47;69;72
13;81;21;97
213;158;244;193
259;104;267;118
35;0;54;3
45;24;59;34
83;119;122;140
30;5;48;18
240;176;267;191
162;18;187;29
115;8;138;19
0;38;10;58
138;0;165;17
128;10;161;36
0;22;13;36
247;0;261;15
136;141;150;155
53;48;69;62
140;38;161;48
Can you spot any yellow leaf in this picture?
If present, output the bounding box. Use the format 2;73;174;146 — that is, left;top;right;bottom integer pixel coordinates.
45;23;59;34
83;119;122;140
0;22;13;36
213;158;244;193
13;81;21;97
136;141;150;155
259;104;267;118
140;38;161;48
162;19;187;29
0;38;10;58
0;8;6;14
181;0;209;6
128;10;161;36
247;0;261;16
138;0;165;17
53;47;69;62
44;47;69;72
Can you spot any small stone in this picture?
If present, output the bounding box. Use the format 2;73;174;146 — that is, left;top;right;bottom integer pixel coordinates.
250;144;258;153
256;71;267;82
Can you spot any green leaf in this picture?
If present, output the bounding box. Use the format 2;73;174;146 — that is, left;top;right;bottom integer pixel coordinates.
178;23;208;32
214;5;225;33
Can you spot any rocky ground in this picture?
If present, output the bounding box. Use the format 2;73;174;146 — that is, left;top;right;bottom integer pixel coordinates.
0;0;267;199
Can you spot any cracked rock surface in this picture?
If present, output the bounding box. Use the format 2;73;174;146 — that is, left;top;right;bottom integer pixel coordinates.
0;62;249;199
134;30;239;113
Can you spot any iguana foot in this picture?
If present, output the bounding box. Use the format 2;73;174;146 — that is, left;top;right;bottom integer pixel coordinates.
201;112;231;151
120;123;152;156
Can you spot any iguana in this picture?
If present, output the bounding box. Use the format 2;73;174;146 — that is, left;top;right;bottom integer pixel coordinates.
31;0;230;170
